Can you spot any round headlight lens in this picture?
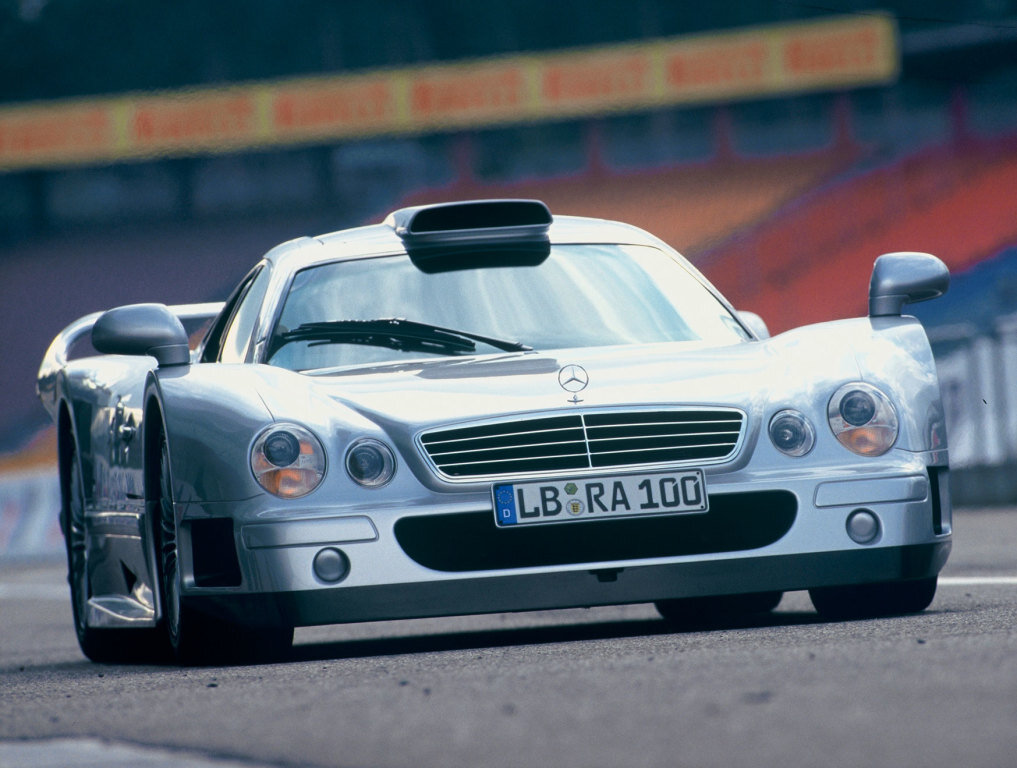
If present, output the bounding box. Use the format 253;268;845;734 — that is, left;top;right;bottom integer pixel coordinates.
263;431;300;467
828;383;898;456
251;424;325;498
769;410;815;457
346;439;396;488
839;390;877;426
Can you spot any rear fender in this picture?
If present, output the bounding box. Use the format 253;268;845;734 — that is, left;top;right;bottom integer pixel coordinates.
38;302;223;422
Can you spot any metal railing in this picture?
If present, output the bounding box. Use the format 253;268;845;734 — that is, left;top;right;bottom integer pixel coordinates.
930;316;1017;469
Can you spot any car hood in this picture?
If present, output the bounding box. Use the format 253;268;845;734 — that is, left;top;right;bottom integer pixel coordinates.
292;336;855;430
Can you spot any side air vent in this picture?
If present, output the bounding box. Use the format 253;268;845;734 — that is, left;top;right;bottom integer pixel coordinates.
419;409;745;480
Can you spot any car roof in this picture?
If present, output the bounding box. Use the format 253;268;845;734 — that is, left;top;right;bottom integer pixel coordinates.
261;214;672;274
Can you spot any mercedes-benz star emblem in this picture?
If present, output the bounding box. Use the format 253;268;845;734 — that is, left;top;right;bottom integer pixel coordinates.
558;365;589;403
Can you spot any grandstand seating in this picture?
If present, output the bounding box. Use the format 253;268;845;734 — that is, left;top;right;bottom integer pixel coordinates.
401;151;854;260
701;136;1017;332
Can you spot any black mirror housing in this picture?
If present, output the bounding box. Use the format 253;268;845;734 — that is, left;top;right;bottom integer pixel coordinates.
92;303;191;367
869;252;949;317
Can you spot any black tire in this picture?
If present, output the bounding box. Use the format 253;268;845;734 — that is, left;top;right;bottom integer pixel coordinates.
809;577;938;620
655;591;783;626
156;438;293;665
65;444;164;663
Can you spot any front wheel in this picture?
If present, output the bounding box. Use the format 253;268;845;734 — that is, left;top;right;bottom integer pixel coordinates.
156;438;292;665
809;577;938;620
65;444;164;662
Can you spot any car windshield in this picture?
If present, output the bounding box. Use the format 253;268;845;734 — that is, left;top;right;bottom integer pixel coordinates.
266;243;749;371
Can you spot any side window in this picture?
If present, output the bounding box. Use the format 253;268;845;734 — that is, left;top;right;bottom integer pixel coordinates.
219;267;273;363
200;267;261;364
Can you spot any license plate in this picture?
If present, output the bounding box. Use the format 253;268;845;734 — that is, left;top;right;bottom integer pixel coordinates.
493;470;708;527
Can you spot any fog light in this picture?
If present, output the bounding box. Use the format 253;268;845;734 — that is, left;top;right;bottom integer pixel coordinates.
846;509;880;544
313;547;350;583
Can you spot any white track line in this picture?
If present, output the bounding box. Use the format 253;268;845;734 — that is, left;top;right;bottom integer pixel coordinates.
939;576;1017;587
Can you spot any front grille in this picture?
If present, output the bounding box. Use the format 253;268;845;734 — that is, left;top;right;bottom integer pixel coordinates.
419;409;744;479
394;490;797;572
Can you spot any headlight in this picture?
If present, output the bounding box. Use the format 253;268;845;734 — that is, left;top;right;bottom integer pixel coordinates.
769;410;815;457
828;383;898;456
251;424;326;498
345;438;396;488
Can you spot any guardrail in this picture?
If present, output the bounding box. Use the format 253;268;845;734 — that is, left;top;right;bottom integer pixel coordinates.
929;316;1017;506
930;318;1017;470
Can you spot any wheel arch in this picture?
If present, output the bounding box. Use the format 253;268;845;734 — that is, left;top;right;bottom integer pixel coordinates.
142;382;170;623
56;399;77;538
143;388;166;506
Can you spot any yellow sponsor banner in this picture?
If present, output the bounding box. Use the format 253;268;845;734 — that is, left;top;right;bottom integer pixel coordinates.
0;14;897;171
269;73;399;141
662;32;774;102
0;101;114;167
660;15;897;103
779;14;898;87
126;88;261;154
407;60;533;130
540;45;657;115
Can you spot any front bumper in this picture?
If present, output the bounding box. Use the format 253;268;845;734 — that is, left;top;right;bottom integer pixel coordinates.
190;541;950;627
178;464;953;628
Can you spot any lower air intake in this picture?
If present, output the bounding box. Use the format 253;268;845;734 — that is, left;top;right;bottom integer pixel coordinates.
395;490;796;572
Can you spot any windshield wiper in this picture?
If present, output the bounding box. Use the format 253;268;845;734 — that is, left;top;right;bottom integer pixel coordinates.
269;318;532;358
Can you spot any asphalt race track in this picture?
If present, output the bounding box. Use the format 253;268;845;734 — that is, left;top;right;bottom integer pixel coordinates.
2;508;1016;768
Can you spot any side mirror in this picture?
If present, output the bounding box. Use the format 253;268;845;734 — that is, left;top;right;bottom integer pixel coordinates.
868;252;949;317
738;311;770;340
92;303;191;367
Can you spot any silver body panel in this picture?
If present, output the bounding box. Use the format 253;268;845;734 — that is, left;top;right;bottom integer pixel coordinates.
37;215;951;631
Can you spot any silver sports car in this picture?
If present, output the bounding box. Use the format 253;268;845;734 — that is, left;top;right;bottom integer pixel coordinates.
38;199;952;664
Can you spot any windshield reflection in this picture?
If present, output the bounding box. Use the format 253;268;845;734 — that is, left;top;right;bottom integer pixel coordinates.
267;244;749;371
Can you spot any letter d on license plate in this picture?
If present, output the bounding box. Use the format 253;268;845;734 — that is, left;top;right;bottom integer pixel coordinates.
492;470;707;527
